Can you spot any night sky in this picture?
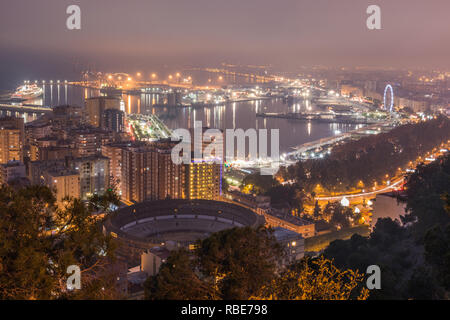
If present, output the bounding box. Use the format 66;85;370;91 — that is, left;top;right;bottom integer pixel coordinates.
1;0;449;88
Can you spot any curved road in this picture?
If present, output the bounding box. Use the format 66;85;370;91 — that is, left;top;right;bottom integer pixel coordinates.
315;178;404;202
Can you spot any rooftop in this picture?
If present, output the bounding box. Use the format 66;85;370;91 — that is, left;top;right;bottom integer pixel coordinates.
1;161;24;168
46;168;79;177
269;208;314;227
273;227;303;242
148;246;171;260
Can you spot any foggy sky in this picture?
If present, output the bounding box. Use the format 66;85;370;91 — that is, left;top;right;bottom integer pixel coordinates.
1;0;449;87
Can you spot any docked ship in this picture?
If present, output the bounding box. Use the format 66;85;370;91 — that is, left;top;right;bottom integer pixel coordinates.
10;84;43;100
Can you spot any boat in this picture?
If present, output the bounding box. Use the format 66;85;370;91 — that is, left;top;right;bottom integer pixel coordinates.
10;84;43;100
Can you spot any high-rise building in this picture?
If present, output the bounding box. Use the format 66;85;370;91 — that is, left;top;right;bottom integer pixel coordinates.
121;141;185;203
85;96;121;127
188;126;224;160
150;141;185;201
184;158;222;200
34;146;76;162
102;109;124;133
28;136;58;161
67;156;110;200
28;159;90;204
70;127;112;157
44;168;80;206
28;159;66;185
101;142;133;193
25;122;52;144
0;161;26;185
52;105;83;119
0;117;24;164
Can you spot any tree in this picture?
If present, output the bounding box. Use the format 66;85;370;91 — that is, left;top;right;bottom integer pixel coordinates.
88;185;121;214
197;226;281;300
278;116;450;197
266;184;306;212
404;154;450;237
313;201;322;220
254;256;369;300
423;224;450;291
145;227;372;300
145;226;281;300
324;216;450;299
322;202;353;229
144;249;214;300
221;176;230;194
242;173;278;195
407;266;441;300
0;185;119;299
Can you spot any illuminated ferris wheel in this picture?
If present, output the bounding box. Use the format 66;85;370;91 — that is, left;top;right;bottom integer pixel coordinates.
383;84;394;113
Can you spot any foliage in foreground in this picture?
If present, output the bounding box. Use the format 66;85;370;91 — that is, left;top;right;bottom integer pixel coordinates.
144;227;369;300
324;154;450;299
0;185;119;299
254;256;369;300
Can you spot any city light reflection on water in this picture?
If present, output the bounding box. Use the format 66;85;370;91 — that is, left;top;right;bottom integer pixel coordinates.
29;84;358;153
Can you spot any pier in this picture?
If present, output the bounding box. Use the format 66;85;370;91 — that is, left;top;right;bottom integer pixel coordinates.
256;112;378;125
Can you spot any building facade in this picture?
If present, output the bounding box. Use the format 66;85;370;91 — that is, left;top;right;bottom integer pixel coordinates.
184;159;222;200
121;141;185;203
67;156;110;200
0;117;24;164
102;109;124;133
44;168;80;206
85;96;121;128
0;161;26;185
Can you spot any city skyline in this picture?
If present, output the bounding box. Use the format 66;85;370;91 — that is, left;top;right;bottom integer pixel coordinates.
0;0;449;303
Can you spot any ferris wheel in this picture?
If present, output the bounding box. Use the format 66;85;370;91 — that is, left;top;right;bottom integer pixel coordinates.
383;84;394;113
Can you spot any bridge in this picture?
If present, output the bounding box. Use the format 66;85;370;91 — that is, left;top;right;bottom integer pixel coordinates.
186;67;277;84
0;103;52;114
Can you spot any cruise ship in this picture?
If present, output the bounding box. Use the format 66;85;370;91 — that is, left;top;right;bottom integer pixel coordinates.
11;84;43;100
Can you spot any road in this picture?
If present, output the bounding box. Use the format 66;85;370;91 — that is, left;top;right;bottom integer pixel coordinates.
315;178;404;202
314;144;449;203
